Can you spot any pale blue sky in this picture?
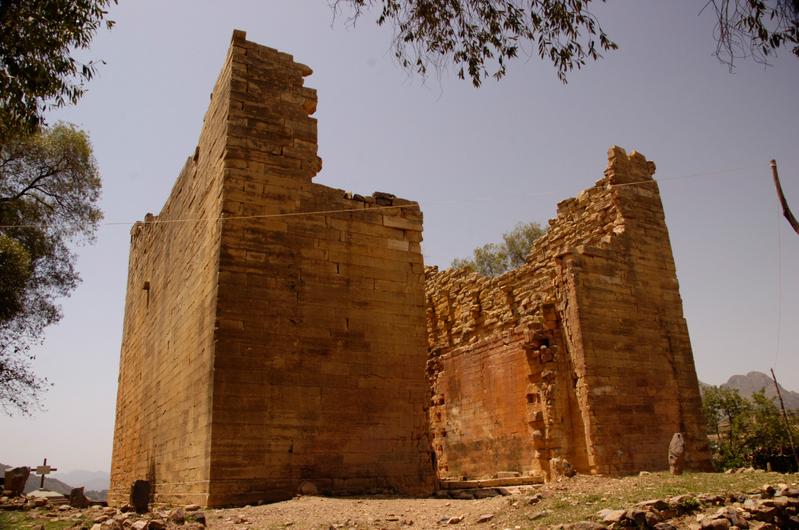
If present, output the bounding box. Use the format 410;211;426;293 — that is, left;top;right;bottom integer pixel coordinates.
1;1;797;474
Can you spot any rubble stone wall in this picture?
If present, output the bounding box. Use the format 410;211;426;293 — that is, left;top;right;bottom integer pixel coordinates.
426;147;711;482
111;31;436;508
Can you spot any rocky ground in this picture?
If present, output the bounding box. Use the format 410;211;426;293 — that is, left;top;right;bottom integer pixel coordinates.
1;471;797;529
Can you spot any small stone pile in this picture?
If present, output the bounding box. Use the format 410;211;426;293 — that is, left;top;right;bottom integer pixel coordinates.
0;495;207;530
579;483;799;529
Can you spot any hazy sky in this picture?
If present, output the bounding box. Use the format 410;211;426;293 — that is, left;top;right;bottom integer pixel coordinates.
1;1;797;475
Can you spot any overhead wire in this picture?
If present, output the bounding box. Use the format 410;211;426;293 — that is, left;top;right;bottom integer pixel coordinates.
0;165;756;230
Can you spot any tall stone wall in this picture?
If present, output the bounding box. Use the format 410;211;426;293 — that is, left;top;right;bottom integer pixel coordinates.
426;147;711;482
207;32;435;505
111;31;436;507
109;43;232;505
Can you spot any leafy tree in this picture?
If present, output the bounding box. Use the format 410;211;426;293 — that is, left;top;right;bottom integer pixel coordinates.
333;0;798;87
702;385;799;472
452;221;545;276
0;0;117;142
0;123;102;414
702;385;752;468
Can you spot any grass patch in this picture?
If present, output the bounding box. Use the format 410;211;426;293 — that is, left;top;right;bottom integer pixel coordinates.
519;471;797;527
0;510;92;530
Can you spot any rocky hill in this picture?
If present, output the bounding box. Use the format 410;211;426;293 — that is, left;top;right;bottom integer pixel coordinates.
720;371;799;410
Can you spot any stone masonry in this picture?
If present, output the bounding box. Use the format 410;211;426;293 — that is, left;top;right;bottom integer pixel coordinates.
110;31;436;507
425;147;712;482
112;30;711;509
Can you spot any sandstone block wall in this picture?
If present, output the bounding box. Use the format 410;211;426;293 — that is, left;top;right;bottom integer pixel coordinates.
426;148;712;481
111;31;436;507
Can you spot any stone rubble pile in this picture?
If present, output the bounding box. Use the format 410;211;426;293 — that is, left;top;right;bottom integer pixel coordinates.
561;482;799;530
0;494;207;530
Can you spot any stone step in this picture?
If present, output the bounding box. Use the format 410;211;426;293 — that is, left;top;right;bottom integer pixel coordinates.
439;476;544;490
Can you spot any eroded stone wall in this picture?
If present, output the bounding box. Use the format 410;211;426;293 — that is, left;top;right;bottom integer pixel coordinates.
111;31;436;508
426;148;711;482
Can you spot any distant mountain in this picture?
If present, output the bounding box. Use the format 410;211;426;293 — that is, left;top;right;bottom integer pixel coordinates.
700;371;799;410
51;469;109;491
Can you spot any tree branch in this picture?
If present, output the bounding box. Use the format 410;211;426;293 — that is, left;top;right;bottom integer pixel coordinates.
0;164;63;203
771;160;799;236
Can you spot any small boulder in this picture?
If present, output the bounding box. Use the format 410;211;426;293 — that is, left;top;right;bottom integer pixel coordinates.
700;518;730;530
69;487;90;509
476;514;494;523
169;508;186;525
3;467;30;497
528;493;544;505
298;481;318;496
598;509;626;524
550;457;576;478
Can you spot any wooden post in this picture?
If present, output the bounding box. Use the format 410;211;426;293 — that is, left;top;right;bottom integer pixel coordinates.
770;368;799;469
771;160;799;236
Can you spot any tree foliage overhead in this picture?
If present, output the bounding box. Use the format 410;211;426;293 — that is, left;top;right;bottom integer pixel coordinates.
706;0;799;68
334;0;618;86
0;0;117;141
452;221;546;276
333;0;799;87
0;123;102;414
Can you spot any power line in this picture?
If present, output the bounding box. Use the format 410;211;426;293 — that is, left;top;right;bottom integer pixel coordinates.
0;165;756;230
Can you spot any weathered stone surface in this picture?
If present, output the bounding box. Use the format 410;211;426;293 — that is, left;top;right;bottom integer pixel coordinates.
69;487;90;509
598;509;626;524
110;30;435;507
3;467;29;497
168;507;185;524
426;148;712;480
298;482;318;496
669;432;686;475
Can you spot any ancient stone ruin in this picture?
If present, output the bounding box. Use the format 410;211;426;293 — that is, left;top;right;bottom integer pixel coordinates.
110;31;436;507
426;148;712;482
111;31;710;508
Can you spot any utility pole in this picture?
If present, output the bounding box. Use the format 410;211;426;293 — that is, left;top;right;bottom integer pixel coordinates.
770;368;799;469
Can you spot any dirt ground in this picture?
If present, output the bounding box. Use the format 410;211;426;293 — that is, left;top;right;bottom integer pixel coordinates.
203;471;799;529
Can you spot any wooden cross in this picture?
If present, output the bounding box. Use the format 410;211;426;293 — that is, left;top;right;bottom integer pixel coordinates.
34;458;57;489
